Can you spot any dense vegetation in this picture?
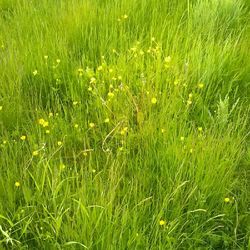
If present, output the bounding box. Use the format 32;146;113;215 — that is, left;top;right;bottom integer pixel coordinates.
0;0;249;249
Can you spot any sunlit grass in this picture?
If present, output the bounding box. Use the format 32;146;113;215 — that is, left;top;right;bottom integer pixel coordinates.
0;0;249;249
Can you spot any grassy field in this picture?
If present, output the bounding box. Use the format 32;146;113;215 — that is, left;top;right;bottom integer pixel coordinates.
0;0;249;249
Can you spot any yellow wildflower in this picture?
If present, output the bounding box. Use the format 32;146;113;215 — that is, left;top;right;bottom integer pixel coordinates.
42;121;49;127
20;135;26;141
151;97;157;104
198;82;204;89
57;141;63;146
104;118;110;123
198;127;203;132
164;56;171;63
224;197;230;203
108;92;114;98
120;127;128;135
32;150;39;156
159;219;166;226
78;68;84;73
89;122;95;128
33;70;38;76
174;79;179;85
38;118;45;125
90;77;96;83
15;181;21;187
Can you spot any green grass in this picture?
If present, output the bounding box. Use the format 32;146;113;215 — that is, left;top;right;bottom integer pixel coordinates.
0;0;249;249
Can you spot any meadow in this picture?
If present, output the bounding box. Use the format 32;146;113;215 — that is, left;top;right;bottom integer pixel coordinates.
0;0;249;249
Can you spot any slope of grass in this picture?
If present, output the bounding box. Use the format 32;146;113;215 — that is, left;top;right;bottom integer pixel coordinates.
0;0;249;249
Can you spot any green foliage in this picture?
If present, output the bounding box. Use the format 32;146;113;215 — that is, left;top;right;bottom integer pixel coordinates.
0;0;249;249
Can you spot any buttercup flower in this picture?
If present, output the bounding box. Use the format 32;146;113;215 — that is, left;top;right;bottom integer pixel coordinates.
89;123;95;128
151;97;157;104
159;219;166;226
15;181;21;187
32;150;39;156
20;135;26;141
